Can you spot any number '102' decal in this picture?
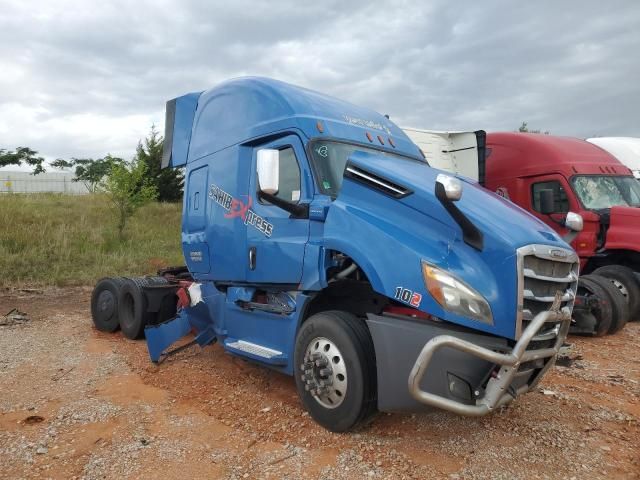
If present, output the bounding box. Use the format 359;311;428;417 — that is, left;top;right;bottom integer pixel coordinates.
394;287;422;308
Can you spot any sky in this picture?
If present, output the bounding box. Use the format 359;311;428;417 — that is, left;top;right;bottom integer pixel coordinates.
1;0;639;167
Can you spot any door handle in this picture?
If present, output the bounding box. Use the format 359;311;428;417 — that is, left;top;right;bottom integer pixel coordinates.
249;247;256;270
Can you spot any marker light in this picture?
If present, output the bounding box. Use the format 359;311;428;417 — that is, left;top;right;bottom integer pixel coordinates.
316;121;324;133
422;261;493;325
377;135;385;145
388;137;395;148
366;132;373;142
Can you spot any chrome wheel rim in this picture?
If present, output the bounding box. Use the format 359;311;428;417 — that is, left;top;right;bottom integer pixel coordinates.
610;279;629;299
301;337;347;409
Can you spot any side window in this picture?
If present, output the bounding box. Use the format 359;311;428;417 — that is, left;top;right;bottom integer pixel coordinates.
275;147;301;203
531;181;569;213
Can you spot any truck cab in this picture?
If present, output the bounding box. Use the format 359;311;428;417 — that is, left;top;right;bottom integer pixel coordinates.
484;133;640;324
484;133;640;270
135;79;580;431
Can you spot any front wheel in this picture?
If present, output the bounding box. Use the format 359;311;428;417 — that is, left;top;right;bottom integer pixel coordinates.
593;265;640;320
571;275;613;337
294;311;377;432
590;274;629;334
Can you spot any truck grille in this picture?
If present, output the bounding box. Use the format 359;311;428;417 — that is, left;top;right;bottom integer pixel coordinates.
516;244;580;341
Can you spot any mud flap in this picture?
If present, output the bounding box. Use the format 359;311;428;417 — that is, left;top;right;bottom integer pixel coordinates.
145;309;217;363
145;311;192;362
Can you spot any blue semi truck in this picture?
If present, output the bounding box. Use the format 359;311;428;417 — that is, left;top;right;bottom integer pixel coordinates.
91;77;580;432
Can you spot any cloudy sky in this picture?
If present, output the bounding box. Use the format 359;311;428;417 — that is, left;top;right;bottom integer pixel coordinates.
1;0;639;165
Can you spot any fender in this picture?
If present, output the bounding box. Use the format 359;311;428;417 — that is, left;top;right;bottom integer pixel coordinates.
320;152;566;340
323;173;456;321
603;206;640;252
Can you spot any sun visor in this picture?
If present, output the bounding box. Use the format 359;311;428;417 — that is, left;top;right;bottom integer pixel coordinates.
161;92;201;169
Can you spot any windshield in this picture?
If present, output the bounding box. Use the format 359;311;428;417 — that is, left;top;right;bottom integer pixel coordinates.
571;175;640;209
309;140;422;197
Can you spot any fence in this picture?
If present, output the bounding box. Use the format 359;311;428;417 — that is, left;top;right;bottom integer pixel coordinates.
0;171;89;195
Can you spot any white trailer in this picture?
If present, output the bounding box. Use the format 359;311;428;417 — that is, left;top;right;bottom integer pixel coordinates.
586;137;640;180
401;128;485;182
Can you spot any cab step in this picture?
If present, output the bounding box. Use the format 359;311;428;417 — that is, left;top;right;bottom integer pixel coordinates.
224;339;288;365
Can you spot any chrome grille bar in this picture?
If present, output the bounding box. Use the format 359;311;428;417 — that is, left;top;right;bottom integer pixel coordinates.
523;289;575;302
516;244;580;340
523;268;578;283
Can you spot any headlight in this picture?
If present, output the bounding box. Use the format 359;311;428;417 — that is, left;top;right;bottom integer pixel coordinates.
422;261;493;325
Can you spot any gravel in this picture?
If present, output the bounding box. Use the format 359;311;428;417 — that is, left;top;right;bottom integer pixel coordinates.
0;287;638;479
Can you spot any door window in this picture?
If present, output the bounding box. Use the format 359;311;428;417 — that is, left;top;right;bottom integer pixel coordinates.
248;136;309;284
271;146;301;204
531;181;569;213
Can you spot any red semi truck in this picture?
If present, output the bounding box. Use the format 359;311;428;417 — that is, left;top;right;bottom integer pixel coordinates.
403;129;640;335
485;133;640;333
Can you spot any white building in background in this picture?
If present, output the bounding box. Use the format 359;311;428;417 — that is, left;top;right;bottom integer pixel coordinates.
0;171;89;194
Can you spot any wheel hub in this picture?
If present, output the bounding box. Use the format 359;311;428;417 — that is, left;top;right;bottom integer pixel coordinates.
300;337;347;409
611;279;629;299
97;290;115;316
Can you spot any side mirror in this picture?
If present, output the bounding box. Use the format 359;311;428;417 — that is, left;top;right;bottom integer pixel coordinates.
564;212;584;232
257;149;279;194
539;189;556;214
435;174;463;201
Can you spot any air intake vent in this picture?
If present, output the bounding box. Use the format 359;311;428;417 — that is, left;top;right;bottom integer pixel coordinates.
344;164;412;198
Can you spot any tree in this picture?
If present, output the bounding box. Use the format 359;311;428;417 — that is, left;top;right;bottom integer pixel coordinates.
52;156;125;192
50;158;73;169
0;147;46;174
101;160;158;240
518;122;550;135
135;125;184;202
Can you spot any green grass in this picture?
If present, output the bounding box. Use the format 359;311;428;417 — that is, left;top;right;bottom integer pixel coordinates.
0;193;184;287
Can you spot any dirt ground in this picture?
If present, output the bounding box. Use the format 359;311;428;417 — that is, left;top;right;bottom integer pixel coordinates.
0;288;638;480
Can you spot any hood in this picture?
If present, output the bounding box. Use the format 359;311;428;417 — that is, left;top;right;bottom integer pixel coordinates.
348;151;567;250
604;206;640;252
322;151;573;340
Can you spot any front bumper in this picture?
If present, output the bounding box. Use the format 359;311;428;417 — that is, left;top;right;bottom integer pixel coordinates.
366;306;571;414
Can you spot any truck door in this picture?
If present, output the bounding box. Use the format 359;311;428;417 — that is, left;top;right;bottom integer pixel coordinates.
527;174;599;256
245;135;310;284
527;174;576;226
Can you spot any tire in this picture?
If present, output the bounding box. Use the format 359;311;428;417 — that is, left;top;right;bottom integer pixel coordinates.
118;276;169;340
593;265;640;321
571;275;613;337
588;275;629;334
294;310;377;432
91;277;126;332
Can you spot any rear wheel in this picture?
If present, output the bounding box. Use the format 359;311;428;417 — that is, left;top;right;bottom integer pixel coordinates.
294;310;377;432
593;265;640;321
589;275;629;334
571;275;613;337
118;277;169;340
91;277;126;332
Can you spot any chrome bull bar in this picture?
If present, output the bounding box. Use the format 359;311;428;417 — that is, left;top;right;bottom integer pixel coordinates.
407;307;572;416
